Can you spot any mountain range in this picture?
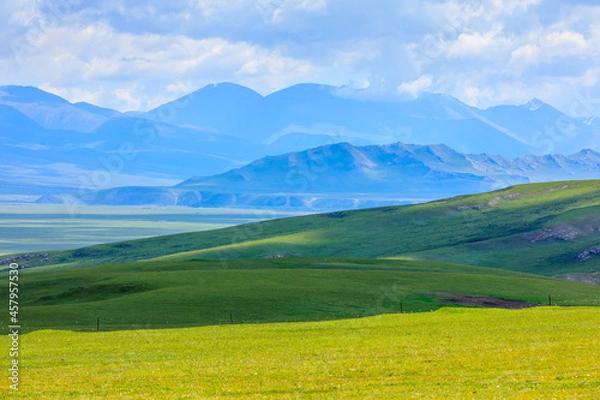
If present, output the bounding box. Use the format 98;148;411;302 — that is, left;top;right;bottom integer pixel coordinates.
43;141;600;211
1;82;599;200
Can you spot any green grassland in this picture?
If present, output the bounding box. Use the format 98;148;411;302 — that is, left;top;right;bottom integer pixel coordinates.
2;258;598;332
2;181;600;398
13;180;600;277
0;204;300;256
3;307;599;399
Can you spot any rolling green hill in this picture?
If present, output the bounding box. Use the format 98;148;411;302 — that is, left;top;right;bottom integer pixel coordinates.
2;180;600;334
4;257;600;332
8;180;600;277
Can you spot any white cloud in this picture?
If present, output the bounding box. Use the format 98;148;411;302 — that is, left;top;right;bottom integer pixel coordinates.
397;75;433;97
540;30;588;55
447;24;510;58
1;21;325;110
460;86;493;107
509;44;540;71
490;0;541;15
114;87;142;111
1;0;600;115
508;29;591;74
257;0;328;24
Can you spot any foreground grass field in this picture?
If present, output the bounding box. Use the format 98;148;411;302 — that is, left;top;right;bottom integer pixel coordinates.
3;257;599;332
3;307;599;399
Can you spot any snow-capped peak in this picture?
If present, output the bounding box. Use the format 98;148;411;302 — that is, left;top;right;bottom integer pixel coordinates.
523;98;545;112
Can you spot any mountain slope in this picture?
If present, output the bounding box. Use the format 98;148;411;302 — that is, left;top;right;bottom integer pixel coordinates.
11;180;600;278
146;83;543;156
0;85;116;133
146;82;265;135
0;85;264;194
178;142;498;200
3;84;600;199
73;101;121;118
144;83;599;157
76;142;600;210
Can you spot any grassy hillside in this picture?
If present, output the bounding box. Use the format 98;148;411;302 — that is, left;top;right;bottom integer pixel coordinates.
3;182;599;399
5;307;599;399
3;257;599;332
8;180;600;277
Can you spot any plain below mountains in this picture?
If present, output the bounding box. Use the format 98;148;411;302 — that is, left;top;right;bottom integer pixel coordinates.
41;141;600;210
2;83;600;197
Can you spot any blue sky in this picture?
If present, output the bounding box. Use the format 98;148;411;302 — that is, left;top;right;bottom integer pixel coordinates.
2;0;600;115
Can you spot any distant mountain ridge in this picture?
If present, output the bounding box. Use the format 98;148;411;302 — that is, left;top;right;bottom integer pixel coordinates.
2;82;600;199
56;141;600;211
148;83;600;156
0;85;120;132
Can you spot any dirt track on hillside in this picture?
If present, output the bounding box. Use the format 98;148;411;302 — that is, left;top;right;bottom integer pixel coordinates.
428;292;542;309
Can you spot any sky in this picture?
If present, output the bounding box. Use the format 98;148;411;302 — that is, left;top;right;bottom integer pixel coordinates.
2;0;600;115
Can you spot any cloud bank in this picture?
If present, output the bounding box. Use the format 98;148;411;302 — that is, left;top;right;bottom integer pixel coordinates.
2;0;600;115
